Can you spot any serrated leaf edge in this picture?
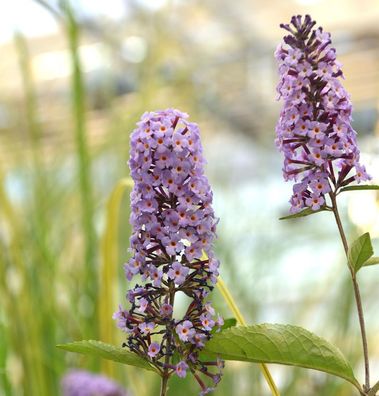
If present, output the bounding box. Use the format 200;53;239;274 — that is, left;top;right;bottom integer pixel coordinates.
203;324;360;389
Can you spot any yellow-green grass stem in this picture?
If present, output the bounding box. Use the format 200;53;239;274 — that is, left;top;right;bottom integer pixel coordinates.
217;277;280;396
99;179;133;374
99;178;149;395
62;1;98;335
0;171;50;394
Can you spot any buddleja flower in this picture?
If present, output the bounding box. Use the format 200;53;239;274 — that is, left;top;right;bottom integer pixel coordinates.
275;15;371;213
114;109;224;395
61;370;128;396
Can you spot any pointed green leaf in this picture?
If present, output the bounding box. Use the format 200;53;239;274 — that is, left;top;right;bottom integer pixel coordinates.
362;256;379;267
211;318;237;334
340;185;379;192
57;340;158;373
221;318;237;331
348;233;374;273
279;207;326;220
203;324;360;391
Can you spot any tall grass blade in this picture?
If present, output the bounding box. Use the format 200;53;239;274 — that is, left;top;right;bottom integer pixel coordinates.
217;277;280;396
60;0;97;338
0;170;50;395
99;178;133;376
99;178;150;394
13;31;61;394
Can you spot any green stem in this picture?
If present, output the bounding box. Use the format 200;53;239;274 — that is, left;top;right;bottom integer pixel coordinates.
160;375;169;396
330;192;370;392
160;282;175;396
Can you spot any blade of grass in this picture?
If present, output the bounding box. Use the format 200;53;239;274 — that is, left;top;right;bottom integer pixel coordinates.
99;178;150;395
217;277;281;396
0;268;12;396
14;30;61;393
99;178;133;375
60;0;98;339
0;170;50;395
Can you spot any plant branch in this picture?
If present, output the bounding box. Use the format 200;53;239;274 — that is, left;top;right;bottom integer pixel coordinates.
160;375;169;396
329;192;370;391
368;380;379;396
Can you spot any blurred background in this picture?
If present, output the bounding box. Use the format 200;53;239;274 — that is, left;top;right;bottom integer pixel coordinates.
1;0;379;395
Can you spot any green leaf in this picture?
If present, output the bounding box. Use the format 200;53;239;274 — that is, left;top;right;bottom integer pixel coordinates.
221;318;237;331
362;256;379;267
172;350;181;365
212;318;237;334
279;207;326;220
340;185;379;192
203;324;360;391
57;340;158;373
348;233;374;273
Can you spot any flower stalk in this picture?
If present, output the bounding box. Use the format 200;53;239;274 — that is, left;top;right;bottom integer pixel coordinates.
115;109;225;395
330;192;370;392
160;375;169;396
275;15;373;394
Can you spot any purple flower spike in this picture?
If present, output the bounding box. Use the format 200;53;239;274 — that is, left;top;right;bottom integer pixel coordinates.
275;15;371;213
61;370;128;396
114;109;224;394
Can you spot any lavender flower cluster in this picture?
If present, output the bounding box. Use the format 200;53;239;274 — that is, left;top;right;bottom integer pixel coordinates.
275;15;370;213
61;370;127;396
114;109;224;395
